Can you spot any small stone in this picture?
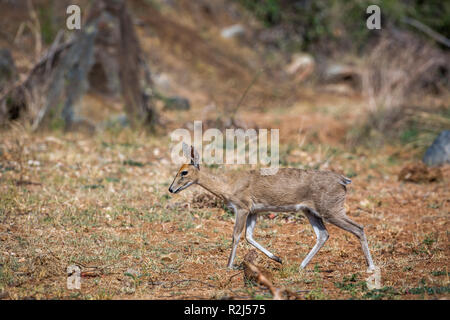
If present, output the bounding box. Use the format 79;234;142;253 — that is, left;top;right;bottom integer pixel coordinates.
285;53;315;81
359;200;370;208
153;73;171;91
221;24;245;39
27;160;40;166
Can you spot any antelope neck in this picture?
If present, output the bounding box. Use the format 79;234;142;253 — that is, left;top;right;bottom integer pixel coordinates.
197;170;230;201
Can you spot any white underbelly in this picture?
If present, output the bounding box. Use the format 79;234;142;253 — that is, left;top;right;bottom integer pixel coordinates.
251;203;311;214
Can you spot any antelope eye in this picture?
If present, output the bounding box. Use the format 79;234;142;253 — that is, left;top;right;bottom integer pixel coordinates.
181;171;188;176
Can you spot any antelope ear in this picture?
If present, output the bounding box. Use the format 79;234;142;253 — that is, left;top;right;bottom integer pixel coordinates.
191;145;200;170
182;142;191;160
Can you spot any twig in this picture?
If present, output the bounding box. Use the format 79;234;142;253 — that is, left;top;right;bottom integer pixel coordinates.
71;261;118;274
402;17;450;48
229;68;264;121
296;290;311;293
153;279;217;289
222;270;243;288
388;191;403;207
244;261;285;300
166;295;212;299
26;0;42;62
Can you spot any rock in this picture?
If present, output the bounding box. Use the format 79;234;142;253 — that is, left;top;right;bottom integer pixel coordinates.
221;24;245;39
322;63;361;89
323;64;356;81
153;73;171;91
27;160;41;167
163;96;190;111
285;53;315;82
423;130;450;167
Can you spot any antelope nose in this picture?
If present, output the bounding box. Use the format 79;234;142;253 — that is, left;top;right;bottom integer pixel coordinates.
168;187;173;193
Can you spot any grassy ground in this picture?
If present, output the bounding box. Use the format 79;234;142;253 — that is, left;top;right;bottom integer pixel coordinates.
0;117;448;300
0;0;448;300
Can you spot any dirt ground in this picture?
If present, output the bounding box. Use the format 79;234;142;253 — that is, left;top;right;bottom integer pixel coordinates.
0;0;449;300
1;115;448;300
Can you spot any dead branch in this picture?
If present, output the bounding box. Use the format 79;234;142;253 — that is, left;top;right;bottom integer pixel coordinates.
221;270;243;288
242;250;304;300
402;17;450;48
0;0;157;131
244;261;284;299
26;0;42;62
146;279;217;289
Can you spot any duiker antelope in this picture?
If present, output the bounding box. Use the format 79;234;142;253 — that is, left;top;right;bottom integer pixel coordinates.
168;143;376;272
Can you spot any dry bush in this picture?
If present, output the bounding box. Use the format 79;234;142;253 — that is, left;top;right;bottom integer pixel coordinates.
191;192;224;209
398;162;443;183
352;30;448;145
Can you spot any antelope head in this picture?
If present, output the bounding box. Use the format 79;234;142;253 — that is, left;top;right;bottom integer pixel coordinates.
168;143;200;194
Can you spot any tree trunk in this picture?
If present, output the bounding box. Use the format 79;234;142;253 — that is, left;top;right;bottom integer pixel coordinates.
0;0;157;131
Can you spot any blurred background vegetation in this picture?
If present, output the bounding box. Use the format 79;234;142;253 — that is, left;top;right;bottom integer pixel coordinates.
0;0;448;151
237;0;449;52
0;0;449;301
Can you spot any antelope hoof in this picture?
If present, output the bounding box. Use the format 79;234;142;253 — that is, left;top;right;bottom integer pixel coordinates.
272;255;283;264
366;265;377;273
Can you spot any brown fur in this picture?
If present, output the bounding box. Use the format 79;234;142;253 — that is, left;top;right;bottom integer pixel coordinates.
172;167;347;220
169;146;376;272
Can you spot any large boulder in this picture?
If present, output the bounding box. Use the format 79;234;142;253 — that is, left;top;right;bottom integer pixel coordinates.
423;130;450;167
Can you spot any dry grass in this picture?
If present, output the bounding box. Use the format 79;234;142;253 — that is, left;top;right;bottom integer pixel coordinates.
0;117;448;300
0;0;448;301
351;30;449;145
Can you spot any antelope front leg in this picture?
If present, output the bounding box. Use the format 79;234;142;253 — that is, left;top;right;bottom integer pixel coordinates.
246;213;282;264
227;209;248;269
